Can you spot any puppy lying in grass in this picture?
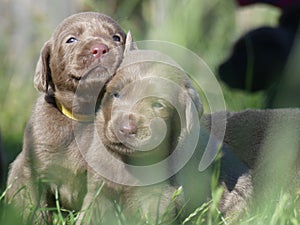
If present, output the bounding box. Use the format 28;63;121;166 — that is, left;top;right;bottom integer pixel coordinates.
202;108;300;210
78;50;252;224
5;12;131;223
203;109;300;169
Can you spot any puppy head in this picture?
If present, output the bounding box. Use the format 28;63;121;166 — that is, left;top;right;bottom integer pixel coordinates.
97;51;202;162
34;12;129;110
279;3;300;34
218;27;293;92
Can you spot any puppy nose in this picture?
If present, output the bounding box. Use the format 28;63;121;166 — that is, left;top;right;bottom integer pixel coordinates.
119;121;137;136
91;44;108;58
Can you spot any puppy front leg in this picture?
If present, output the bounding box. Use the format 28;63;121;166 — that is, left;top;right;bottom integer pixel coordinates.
76;172;117;225
5;153;50;223
122;184;183;224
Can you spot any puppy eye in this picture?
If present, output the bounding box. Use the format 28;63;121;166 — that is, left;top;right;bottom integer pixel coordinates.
112;92;120;98
152;102;165;109
71;75;81;81
112;34;121;42
66;37;78;43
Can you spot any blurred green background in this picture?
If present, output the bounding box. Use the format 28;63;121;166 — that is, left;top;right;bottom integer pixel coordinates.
0;0;280;181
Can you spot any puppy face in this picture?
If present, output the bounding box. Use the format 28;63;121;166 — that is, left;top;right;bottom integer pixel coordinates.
102;90;179;158
34;12;127;110
97;58;203;163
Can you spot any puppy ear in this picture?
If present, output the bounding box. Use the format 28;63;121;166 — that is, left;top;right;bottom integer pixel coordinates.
184;85;203;133
124;31;138;55
34;41;52;93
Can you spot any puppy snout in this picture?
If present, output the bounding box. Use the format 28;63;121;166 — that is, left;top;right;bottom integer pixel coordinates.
119;122;137;136
119;115;137;137
91;43;108;58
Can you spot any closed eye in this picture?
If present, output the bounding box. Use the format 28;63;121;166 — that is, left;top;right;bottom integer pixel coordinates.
66;37;78;43
152;101;165;109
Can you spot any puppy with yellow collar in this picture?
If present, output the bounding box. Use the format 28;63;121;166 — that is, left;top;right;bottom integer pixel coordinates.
6;12;133;223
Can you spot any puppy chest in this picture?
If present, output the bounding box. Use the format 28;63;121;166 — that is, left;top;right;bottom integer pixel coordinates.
50;169;87;210
45;147;87;209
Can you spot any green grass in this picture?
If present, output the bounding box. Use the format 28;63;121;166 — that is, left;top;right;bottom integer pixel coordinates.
1;152;299;225
1;177;300;225
0;177;224;225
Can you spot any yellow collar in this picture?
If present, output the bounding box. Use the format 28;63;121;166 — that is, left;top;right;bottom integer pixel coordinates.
55;99;94;122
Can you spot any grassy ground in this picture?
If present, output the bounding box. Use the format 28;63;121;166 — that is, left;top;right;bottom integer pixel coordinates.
1;0;298;224
1;173;300;225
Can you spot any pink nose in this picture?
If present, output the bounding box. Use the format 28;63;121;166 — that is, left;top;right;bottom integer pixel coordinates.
91;44;108;58
119;121;137;136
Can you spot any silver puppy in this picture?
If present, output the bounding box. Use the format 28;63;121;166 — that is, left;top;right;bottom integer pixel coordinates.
77;50;202;224
77;50;252;224
6;12;130;222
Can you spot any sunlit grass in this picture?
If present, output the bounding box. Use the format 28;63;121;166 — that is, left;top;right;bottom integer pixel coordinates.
1;177;300;224
1;150;299;225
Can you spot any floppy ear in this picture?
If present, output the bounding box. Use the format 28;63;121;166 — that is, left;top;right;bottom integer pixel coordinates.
124;31;138;55
34;41;52;93
184;85;203;133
